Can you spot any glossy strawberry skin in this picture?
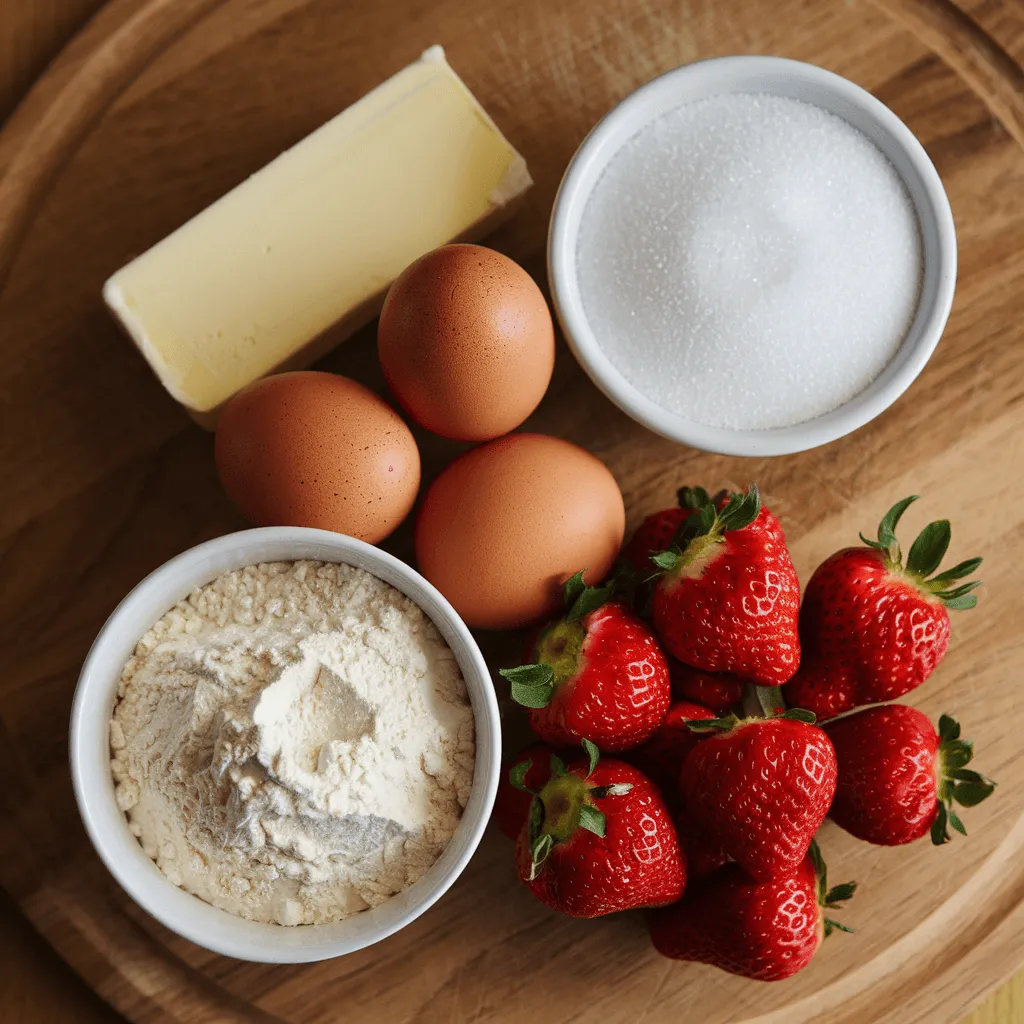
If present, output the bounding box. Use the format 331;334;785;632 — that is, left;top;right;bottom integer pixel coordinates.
623;507;693;572
528;601;671;752
627;701;716;792
623;700;727;879
824;705;940;845
680;717;837;882
671;809;729;879
649;857;822;981
516;760;686;918
651;506;801;686
493;743;562;841
669;661;745;713
784;547;951;720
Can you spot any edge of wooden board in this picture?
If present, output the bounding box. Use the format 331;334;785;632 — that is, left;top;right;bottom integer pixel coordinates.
1;0;1023;1020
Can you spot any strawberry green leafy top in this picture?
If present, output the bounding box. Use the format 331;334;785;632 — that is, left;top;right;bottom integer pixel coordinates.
650;484;762;574
510;739;631;879
498;571;615;709
932;713;997;845
859;495;983;610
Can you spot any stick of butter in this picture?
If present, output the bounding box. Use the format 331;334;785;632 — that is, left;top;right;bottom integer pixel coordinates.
103;45;532;427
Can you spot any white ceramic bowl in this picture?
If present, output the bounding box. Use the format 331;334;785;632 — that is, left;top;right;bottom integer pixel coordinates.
70;527;501;963
549;55;957;457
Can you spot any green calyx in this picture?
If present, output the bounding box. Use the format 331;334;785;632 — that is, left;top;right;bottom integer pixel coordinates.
686;712;743;735
809;839;857;938
501;661;557;709
510;738;601;795
561;570;617;622
930;713;997;846
678;486;713;510
500;570;616;709
686;706;815;735
859;496;983;610
650;484;762;576
514;741;632;880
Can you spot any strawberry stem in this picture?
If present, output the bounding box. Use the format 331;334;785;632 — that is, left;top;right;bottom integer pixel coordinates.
753;685;786;717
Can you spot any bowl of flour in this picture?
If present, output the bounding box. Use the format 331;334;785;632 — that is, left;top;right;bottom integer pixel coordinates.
548;55;956;456
70;527;499;963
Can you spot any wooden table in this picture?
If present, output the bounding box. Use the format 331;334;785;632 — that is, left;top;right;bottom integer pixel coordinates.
0;2;1020;1022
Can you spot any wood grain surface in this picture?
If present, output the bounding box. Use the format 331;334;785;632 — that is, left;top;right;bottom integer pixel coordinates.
1;0;1024;1021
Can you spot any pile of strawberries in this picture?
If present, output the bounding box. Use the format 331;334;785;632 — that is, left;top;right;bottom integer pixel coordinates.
493;485;994;982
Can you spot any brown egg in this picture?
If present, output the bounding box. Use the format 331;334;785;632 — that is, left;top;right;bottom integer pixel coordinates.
215;371;420;543
415;433;625;629
378;244;555;441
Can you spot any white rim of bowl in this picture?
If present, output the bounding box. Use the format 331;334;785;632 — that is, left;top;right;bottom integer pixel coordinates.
548;55;957;457
70;527;501;963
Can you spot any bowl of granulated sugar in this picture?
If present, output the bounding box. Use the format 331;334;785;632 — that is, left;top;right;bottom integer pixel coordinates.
548;55;955;456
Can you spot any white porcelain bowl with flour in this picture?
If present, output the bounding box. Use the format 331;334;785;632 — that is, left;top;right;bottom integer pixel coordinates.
70;527;500;963
549;56;957;456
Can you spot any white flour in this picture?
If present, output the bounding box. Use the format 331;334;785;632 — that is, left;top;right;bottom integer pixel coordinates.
109;560;474;926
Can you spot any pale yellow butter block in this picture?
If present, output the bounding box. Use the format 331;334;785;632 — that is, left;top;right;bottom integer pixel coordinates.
103;45;532;426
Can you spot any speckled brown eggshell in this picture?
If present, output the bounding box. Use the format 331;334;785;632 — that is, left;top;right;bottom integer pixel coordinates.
414;433;625;629
215;371;420;543
378;244;555;441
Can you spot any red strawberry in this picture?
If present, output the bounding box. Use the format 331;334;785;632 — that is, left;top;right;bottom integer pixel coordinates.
501;573;670;751
493;743;562;841
825;706;995;846
669;661;745;713
650;485;801;686
649;842;855;981
623;502;694;572
623;700;728;878
784;496;982;720
680;712;836;881
672;810;729;880
628;701;716;792
515;746;685;918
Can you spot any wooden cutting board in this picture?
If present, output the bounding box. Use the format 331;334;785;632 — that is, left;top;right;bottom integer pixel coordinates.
2;0;1024;1020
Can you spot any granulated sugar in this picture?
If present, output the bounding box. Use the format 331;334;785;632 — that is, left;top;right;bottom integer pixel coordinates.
576;93;923;430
